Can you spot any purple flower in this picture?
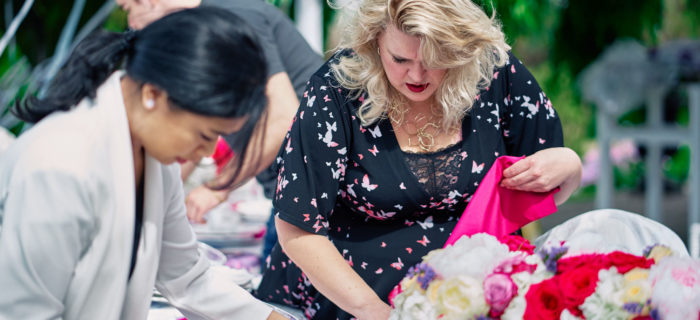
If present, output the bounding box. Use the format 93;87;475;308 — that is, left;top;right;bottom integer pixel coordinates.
537;245;569;273
623;302;644;315
407;263;437;290
650;308;660;320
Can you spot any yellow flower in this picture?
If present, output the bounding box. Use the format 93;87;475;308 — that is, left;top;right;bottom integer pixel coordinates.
621;279;652;304
647;245;674;263
622;285;645;303
623;268;649;283
620;268;651;304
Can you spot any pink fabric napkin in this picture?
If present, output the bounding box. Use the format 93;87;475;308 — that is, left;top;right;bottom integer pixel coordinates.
444;155;559;247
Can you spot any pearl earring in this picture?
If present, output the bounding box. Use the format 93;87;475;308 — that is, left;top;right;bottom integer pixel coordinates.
145;99;155;109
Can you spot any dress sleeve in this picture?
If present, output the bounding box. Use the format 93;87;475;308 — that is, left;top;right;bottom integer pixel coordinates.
273;73;350;236
499;53;564;156
0;169;95;319
155;165;273;320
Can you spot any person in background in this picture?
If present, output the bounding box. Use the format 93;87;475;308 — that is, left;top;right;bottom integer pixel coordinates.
116;0;323;261
254;0;582;319
0;7;287;320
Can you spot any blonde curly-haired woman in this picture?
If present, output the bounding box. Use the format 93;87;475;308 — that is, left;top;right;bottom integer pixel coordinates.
255;0;582;319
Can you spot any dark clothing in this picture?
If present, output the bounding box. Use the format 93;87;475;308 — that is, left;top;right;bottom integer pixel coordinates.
255;51;564;319
261;208;277;262
129;179;144;280
201;0;323;198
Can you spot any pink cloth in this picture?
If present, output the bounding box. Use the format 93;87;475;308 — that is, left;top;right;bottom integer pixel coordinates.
444;155;559;247
212;137;234;174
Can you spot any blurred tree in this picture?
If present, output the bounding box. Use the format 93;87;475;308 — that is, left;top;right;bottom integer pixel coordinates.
0;0;124;134
658;0;699;41
551;0;662;77
475;0;561;64
1;0;124;65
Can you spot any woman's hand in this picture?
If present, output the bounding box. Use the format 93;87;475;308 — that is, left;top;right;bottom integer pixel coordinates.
500;147;582;205
185;185;229;223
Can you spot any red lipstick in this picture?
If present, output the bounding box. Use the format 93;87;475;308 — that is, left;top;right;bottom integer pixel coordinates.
406;83;427;93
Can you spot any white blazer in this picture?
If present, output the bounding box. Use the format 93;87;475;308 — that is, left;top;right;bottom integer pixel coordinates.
0;73;273;319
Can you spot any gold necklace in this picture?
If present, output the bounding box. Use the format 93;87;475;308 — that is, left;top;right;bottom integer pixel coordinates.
389;104;452;152
402;114;440;152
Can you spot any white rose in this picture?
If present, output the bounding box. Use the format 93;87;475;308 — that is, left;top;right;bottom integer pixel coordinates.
391;290;438;320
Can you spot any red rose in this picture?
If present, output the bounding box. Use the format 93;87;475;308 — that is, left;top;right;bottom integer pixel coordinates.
557;254;607;274
605;251;654;273
524;279;565;320
558;267;600;317
499;235;535;254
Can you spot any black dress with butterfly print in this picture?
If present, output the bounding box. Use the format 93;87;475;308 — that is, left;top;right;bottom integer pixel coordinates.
254;51;564;319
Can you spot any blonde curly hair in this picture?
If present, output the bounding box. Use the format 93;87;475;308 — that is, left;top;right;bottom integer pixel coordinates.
329;0;511;129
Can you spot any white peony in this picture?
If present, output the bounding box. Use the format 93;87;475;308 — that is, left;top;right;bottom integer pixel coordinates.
429;234;511;279
434;275;488;320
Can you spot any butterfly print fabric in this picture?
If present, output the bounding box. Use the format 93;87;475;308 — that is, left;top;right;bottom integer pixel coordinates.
254;51;564;319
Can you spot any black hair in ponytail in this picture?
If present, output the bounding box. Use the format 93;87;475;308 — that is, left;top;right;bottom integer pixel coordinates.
12;31;136;123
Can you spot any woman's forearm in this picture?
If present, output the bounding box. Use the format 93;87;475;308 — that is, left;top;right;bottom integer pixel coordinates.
275;218;391;320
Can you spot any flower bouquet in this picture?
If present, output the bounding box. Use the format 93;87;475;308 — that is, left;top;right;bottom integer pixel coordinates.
388;233;550;319
388;233;700;320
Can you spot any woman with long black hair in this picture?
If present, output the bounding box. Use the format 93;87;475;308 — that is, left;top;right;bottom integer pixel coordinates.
0;7;286;320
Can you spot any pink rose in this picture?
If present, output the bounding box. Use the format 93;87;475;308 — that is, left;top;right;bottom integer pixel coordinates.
483;273;518;316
